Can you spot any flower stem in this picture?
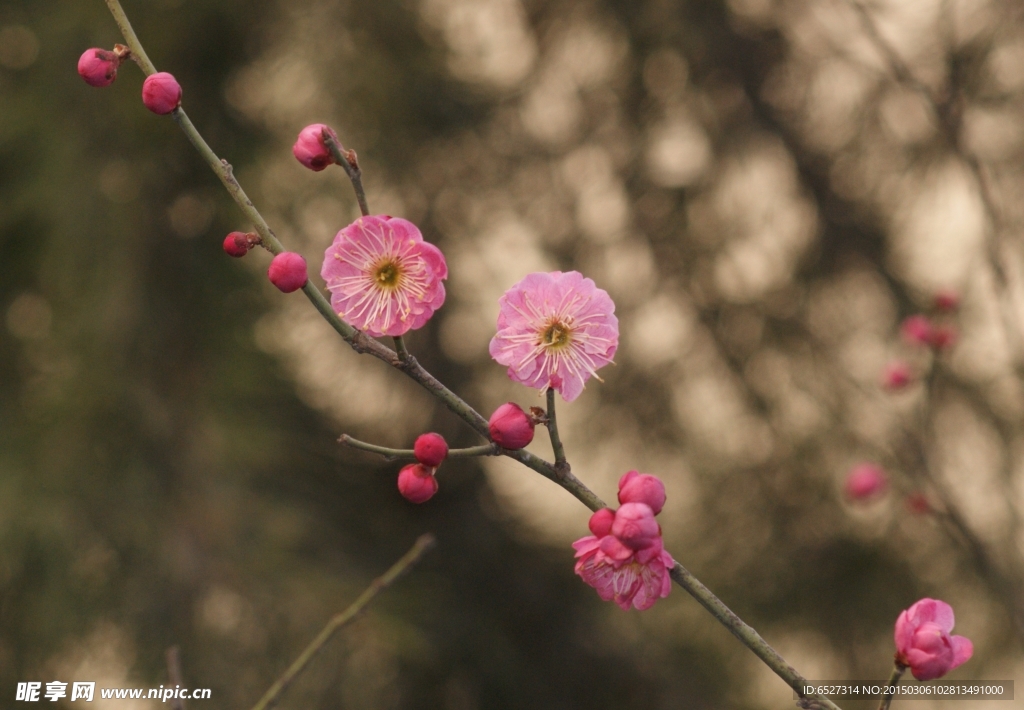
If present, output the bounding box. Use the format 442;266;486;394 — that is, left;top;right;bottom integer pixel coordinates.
394;335;410;361
877;663;906;710
339;434;497;460
322;131;370;217
545;388;568;470
249;534;435;710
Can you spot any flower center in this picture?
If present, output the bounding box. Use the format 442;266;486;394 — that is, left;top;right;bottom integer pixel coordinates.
541;321;572;349
373;260;402;290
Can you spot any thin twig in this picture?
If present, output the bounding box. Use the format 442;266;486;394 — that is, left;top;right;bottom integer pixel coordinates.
545;389;568;471
877;663;905;710
340;434;497;460
249;534;436;710
393;335;410;362
322;131;370;217
165;646;186;710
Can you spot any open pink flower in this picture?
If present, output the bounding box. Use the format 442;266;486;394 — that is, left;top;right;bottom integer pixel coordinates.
894;598;973;680
321;215;447;337
489;271;618;402
573;503;673;611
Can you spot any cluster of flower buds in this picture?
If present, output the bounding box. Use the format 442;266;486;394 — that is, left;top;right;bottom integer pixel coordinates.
572;471;675;610
882;289;961;392
397;433;449;504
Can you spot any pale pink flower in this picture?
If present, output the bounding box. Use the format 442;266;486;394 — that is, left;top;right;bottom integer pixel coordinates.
489;271;618;402
321;215;447;337
894;598;973;680
844;463;887;502
573;506;674;611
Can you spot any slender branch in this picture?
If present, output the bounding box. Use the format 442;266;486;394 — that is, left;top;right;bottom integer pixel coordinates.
322;132;370;217
165;646;186;710
101;5;845;707
877;663;905;710
249;534;436;710
340;434;497;460
545;389;568;471
394;335;410;362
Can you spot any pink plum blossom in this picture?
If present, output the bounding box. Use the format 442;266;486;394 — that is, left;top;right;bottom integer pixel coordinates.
844;463;887;502
573;504;675;610
894;598;973;680
321;215;447;337
489;271;618;402
618;470;666;515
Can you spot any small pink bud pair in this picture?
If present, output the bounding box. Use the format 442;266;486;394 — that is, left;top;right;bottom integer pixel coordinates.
488;402;535;449
293;124;340;171
397;433;448;504
844;463;887;502
894;598;973;680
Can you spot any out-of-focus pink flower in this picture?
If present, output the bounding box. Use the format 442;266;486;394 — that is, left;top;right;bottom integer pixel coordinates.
489;271;618;402
618;470;667;515
573;505;674;611
292;124;339;171
934;290;960;313
844;463;888;502
268;252;308;293
905;492;931;515
78;48;120;87
931;325;957;350
883;361;913;391
414;433;448;468
901;315;933;346
321;215;447;337
894;598;973;680
488;402;535;449
141;72;181;114
397;463;438;504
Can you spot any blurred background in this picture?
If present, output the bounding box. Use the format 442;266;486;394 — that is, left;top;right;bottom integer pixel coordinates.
2;0;1024;707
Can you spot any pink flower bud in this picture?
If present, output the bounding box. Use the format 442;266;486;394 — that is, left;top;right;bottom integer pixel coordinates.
413;433;448;468
931;325;957;350
588;508;615;537
267;252;308;293
292;124;339;171
611;502;661;550
844;463;887;502
397;463;438;504
900;315;933;346
78;48;120;87
617;470;667;515
934;290;960;312
883;361;913;391
905;492;931;514
223;231;253;258
141;72;182;115
894;598;973;680
488;402;535;449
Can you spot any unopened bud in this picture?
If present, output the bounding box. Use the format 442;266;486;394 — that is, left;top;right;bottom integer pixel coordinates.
142;72;182;115
267;252;308;293
78;48;121;87
617;470;667;515
397;463;438;504
413;432;448;468
292;123;339;171
223;231;257;258
588;508;615;538
488;402;535;449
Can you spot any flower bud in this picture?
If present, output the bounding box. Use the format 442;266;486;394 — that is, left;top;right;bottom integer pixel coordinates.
78;48;120;87
413;432;448;468
223;231;253;258
934;290;960;313
292;124;339;171
883;361;912;391
844;463;887;502
617;470;667;515
488;402;535;449
894;598;973;680
141;72;182;115
900;315;933;346
588;508;615;538
397;463;438;504
930;325;957;350
611;502;661;550
267;252;308;293
905;492;931;515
